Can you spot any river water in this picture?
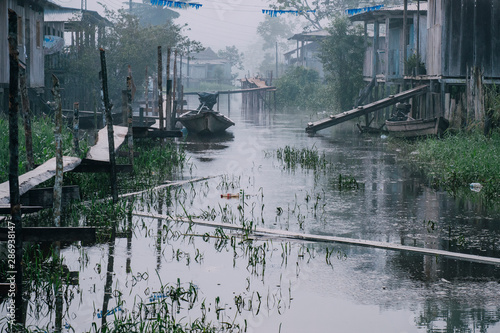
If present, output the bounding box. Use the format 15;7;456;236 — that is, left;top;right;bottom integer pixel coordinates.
4;94;500;332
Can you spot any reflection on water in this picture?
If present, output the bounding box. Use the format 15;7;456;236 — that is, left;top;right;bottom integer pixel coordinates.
2;94;500;332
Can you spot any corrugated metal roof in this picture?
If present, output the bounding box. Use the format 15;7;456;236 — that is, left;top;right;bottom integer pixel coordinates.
288;30;329;41
45;10;82;23
44;7;111;25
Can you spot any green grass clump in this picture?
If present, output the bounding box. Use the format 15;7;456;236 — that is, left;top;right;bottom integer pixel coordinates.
0;114;84;183
409;130;500;200
276;145;329;172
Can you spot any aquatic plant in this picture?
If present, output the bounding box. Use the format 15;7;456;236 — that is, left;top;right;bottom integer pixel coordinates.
331;174;364;191
275;145;329;172
406;130;500;202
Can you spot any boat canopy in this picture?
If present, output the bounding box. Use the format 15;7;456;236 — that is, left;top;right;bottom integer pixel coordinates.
197;92;219;110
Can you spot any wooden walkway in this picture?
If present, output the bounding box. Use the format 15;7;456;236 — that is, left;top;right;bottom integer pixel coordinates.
0;125;128;205
306;85;429;133
134;212;500;266
183;86;276;96
86;125;128;162
0;157;82;205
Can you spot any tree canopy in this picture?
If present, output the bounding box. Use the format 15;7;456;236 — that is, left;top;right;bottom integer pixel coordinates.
257;15;296;52
217;45;244;71
268;0;402;31
319;16;365;111
64;5;202;106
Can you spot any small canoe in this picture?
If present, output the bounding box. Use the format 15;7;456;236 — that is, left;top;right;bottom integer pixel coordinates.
385;116;449;138
178;110;235;135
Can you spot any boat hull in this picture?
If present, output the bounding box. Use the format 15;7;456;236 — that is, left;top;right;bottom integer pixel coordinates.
385;117;449;138
178;110;235;135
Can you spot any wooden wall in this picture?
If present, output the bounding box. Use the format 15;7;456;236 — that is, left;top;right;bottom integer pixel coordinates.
428;0;500;78
0;0;45;88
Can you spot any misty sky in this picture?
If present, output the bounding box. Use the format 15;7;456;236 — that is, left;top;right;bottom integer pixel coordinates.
52;0;281;50
50;0;308;75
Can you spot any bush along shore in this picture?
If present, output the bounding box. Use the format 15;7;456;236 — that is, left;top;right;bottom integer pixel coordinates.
394;130;500;204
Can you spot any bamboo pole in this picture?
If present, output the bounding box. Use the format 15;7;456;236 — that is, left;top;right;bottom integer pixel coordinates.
134;212;500;266
73;102;80;155
166;47;171;131
8;9;23;325
20;67;34;171
126;76;134;167
99;48;118;203
158;46;164;130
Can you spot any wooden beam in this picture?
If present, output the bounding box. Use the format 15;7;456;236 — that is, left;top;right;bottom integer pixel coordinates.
0;205;44;214
20;185;80;208
306;85;428;133
183;86;276;96
132;127;182;138
134;212;500;266
0;227;96;242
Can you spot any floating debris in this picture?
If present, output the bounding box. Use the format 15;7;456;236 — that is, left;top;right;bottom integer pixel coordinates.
97;305;123;318
470;183;483;192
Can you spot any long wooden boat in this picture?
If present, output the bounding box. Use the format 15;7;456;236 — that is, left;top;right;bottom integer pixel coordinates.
385;116;449;138
178;110;235;135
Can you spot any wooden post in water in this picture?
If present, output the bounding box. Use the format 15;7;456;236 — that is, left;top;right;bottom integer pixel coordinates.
73;102;80;155
52;75;63;228
166;48;171;131
101;223;116;328
8;9;24;324
121;89;128;126
126;76;134;167
52;76;64;333
158;46;164;130
99;48;118;203
99;71;106;127
172;49;178;128
179;85;184;115
145;66;149;118
403;0;408;77
20;67;34;171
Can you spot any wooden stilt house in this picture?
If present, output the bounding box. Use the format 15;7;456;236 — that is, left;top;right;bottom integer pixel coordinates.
0;0;58;114
350;0;500;132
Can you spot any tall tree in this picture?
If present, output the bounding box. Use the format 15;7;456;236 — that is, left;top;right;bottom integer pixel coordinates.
269;0;398;31
217;45;244;70
319;16;365;111
65;6;202;105
257;15;296;52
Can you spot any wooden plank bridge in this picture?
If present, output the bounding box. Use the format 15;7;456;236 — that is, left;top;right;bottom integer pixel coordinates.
305;85;429;133
0;125;129;207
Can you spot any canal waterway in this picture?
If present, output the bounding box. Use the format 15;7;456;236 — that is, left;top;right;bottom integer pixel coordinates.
4;94;500;332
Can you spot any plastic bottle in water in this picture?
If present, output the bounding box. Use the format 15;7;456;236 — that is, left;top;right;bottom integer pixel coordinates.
470;183;483;192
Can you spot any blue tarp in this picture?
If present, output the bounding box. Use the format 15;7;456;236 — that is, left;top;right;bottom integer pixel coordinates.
262;9;316;17
345;5;383;16
150;1;202;9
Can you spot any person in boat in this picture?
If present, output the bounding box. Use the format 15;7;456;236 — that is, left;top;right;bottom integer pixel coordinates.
197;92;219;111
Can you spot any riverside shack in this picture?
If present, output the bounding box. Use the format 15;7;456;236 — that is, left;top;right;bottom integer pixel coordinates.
350;0;500;131
0;0;57;114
